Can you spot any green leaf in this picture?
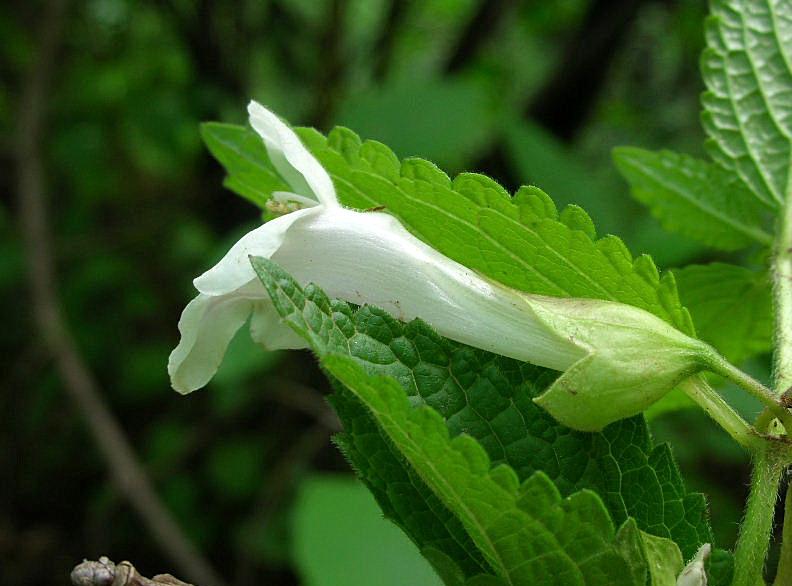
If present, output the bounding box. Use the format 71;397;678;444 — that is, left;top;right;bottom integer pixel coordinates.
503;119;622;235
200;122;288;209
633;527;684;586
201;121;695;338
674;263;773;364
612;147;772;250
250;257;717;564
292;475;443;586
331;383;491;580
336;77;497;171
325;352;646;585
296;125;695;338
701;0;792;208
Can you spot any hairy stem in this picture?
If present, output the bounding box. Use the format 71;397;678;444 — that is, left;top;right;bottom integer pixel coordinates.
774;200;792;395
772;200;792;585
732;448;785;586
680;376;758;450
775;487;792;586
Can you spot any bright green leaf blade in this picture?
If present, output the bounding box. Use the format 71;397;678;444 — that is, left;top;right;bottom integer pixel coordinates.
204;122;694;337
200;122;289;209
296;125;695;337
324;353;645;585
675;263;773;364
250;257;717;563
701;0;792;208
612;147;772;250
293;475;444;586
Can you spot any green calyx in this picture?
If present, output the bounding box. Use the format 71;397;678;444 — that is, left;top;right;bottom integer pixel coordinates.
527;295;714;432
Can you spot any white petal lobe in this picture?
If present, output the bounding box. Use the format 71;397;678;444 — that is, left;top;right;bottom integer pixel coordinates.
269;207;584;371
247;101;337;206
195;206;319;296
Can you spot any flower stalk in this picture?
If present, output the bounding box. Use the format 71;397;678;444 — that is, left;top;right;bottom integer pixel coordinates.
679;377;758;451
705;355;792;434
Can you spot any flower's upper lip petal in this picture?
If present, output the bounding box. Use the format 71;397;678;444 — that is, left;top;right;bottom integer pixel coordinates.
194;206;320;296
265;206;584;372
248;101;337;207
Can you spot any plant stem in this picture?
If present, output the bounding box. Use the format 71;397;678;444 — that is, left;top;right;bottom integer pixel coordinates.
775;486;792;586
771;200;792;585
725;200;792;585
773;199;792;395
679;377;758;450
732;448;785;586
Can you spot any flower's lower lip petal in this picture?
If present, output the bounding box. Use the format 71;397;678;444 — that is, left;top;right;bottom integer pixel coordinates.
249;299;307;350
268;207;583;372
194;206;319;296
168;293;255;394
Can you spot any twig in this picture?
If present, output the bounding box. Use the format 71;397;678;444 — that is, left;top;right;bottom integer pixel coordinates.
526;0;646;141
234;424;331;585
444;0;515;74
308;0;347;129
71;557;194;586
15;2;225;585
472;0;649;189
372;0;410;80
267;377;342;431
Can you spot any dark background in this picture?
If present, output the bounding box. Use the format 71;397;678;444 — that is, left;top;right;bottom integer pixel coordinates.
2;0;763;584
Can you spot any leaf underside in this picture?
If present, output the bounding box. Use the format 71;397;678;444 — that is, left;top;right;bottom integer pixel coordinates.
612;147;772;250
701;0;792;208
250;258;731;584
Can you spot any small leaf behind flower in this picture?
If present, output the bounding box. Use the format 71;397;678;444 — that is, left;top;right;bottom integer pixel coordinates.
675;263;773;364
613;147;772;250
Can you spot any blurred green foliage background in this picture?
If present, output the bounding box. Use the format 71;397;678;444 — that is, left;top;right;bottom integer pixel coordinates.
2;0;766;584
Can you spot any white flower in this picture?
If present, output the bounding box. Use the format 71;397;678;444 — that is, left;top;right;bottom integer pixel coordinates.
169;101;714;431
